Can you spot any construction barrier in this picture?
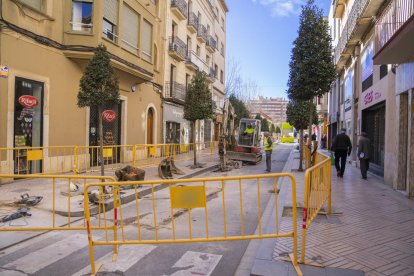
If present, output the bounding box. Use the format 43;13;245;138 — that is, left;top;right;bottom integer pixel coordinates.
0;142;219;177
300;152;332;264
0;174;116;233
83;173;302;275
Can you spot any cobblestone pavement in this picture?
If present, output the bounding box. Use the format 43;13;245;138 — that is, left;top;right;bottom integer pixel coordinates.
273;151;414;276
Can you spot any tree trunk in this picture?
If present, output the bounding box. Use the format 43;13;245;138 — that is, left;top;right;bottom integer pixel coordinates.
193;121;197;166
308;100;313;166
98;106;106;192
298;129;304;171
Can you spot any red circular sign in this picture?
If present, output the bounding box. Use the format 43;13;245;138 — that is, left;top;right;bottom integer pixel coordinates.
102;110;116;123
18;95;39;107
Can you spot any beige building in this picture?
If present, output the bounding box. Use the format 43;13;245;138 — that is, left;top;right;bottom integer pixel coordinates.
0;0;165;174
374;0;414;197
328;0;398;185
162;0;228;144
248;97;288;125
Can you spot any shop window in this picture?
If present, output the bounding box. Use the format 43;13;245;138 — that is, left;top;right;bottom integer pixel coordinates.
71;0;93;32
362;74;373;92
166;122;180;144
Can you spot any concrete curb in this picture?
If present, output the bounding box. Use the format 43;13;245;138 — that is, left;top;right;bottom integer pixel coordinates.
56;164;219;217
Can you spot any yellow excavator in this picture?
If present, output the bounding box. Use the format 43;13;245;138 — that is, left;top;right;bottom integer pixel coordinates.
218;100;262;171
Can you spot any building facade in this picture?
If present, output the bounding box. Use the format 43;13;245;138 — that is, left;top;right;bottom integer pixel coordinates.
162;0;228;145
248;97;288;125
373;0;414;197
0;0;165;174
328;0;398;185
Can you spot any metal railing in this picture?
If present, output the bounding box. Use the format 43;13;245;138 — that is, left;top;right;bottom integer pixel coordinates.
164;81;186;103
375;0;414;53
188;12;198;30
0;174;116;232
206;35;217;50
300;152;333;264
185;52;199;69
169;36;187;60
171;0;188;19
334;0;369;64
83;173;301;275
197;24;208;41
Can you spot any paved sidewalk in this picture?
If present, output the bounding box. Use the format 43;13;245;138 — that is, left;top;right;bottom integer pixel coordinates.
252;149;414;275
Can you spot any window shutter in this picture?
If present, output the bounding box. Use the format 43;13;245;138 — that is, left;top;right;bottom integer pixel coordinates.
104;0;118;24
142;20;153;62
122;5;139;54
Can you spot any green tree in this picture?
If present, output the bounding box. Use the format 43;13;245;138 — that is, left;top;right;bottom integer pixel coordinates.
287;0;335;147
184;71;213;167
270;123;276;134
286;100;318;171
261;119;269;132
77;44;120;179
275;126;281;134
229;93;250;127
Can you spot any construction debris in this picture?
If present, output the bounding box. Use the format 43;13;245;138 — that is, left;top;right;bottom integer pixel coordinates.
0;207;31;223
158;157;184;179
14;193;43;206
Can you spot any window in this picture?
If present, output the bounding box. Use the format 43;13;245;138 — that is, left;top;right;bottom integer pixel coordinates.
220;70;224;84
121;4;139;54
196;45;200;56
214;64;218;78
21;0;42;11
215;35;219;49
221;17;225;29
221;43;224;55
380;64;388;79
142;20;153;62
71;0;93;32
206;55;210;66
103;0;118;42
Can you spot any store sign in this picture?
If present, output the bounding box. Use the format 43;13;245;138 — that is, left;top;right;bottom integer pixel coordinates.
363;90;383;107
102;110;116;123
0;66;8;78
18;95;39;107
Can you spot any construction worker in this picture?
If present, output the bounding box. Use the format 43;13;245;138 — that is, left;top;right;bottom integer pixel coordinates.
264;132;273;172
243;124;255;146
244;124;254;135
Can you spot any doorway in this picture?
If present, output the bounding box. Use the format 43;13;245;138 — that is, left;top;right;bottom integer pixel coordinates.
147;108;154;145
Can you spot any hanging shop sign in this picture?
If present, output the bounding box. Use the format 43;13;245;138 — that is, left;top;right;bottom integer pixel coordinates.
18;95;39;107
0;66;9;78
102;110;116;123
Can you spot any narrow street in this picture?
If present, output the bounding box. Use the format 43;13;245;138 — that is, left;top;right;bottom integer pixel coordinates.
0;145;293;276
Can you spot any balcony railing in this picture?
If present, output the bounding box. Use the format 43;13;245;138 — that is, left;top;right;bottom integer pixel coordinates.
206;35;217;51
375;0;414;53
188;12;198;32
334;0;369;64
197;24;208;42
171;0;188;20
165;82;186;104
187;52;209;74
169;36;187;61
185;52;198;71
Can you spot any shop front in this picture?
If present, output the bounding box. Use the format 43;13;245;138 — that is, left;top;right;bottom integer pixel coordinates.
13;77;44;174
164;103;189;145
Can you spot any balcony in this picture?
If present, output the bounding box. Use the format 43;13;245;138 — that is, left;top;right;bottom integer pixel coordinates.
187;12;198;34
207;68;216;83
165;82;186;105
333;0;384;70
332;0;347;18
169;36;187;61
374;0;414;64
197;24;208;43
185;52;198;71
171;0;188;21
206;36;217;53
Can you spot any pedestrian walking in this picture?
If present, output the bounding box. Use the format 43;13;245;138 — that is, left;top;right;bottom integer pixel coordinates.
357;132;371;180
331;128;352;178
321;134;327;149
264;132;273;172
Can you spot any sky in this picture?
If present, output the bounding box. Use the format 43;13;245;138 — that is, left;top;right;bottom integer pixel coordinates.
226;0;331;99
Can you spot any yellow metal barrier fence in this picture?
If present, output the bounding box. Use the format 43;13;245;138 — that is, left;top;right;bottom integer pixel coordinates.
300;152;332;264
0;174;116;233
0;142;219;177
83;173;302;275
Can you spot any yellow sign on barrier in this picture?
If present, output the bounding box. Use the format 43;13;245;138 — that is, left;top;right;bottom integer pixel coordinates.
27;150;43;161
170;186;206;209
103;148;113;158
149;146;156;156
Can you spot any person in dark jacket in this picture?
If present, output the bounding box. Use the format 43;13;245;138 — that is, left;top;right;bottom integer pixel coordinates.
357;132;371;180
332;128;352;177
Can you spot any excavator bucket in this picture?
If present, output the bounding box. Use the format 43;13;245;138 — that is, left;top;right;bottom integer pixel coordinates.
170;157;185;175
